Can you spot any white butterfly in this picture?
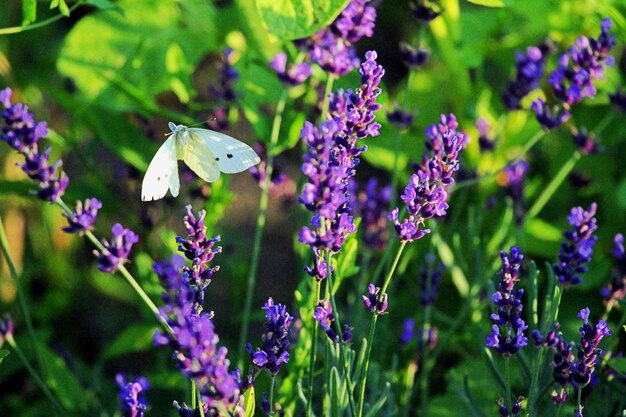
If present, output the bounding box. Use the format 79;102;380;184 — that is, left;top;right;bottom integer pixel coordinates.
141;122;261;201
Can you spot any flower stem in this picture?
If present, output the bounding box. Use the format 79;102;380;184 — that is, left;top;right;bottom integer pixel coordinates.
191;380;197;409
527;151;581;219
0;1;85;35
269;374;276;415
0;214;44;376
306;279;321;417
358;241;407;417
238;89;289;366
7;336;64;414
320;74;336;119
505;357;512;416
325;251;357;417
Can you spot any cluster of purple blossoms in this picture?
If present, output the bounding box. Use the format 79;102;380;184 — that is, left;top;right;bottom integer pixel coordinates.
298;0;376;76
608;88;626;112
116;374;149;417
532;323;574;404
208;48;238;131
389;114;467;242
419;253;444;306
571;127;598;155
601;233;626;305
299;51;383;263
246;298;293;376
572;308;611;388
399;42;429;69
313;301;351;343
351;178;392;251
476;118;495;152
269;53;312;86
548;18;615;105
531;99;571;130
176;205;222;305
94;224;139;273
499;159;529;225
387;105;415;130
62;198;102;234
153;256;243;416
249;143;296;205
486;246;528;357
502;46;545;110
0;314;13;348
409;1;441;21
0;87;68;202
361;283;388;314
553;203;598;287
497;396;524;417
400;318;416;344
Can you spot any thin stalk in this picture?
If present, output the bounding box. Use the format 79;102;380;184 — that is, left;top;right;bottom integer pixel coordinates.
505;357;512;416
237;89;289;366
198;386;206;417
306;280;321;417
527;151;581;219
191;380;197;409
0;215;44;375
325;252;357;417
7;336;64;414
418;307;433;416
320;75;336;119
269;375;276;415
0;1;84;35
357;241;407;417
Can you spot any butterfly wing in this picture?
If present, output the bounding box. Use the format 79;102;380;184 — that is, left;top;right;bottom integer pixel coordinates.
188;128;260;174
141;136;180;201
180;131;221;183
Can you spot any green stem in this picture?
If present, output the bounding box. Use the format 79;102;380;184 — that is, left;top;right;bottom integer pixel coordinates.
320;75;336;119
325;252;357;417
505;357;512;417
237;89;289;366
527;152;581;219
0;215;44;376
7;336;64;414
191;380;197;409
0;1;84;35
357;241;407;417
418;307;433;416
198;386;206;417
306;280;321;417
269;375;276;416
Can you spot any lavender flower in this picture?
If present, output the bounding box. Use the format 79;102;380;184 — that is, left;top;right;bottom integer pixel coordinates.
502;46;545;109
269;53;312;86
208;48;238;131
548;18;615;105
154;259;243;416
572;307;611;388
553;203;598;287
116;374;149;417
499;159;529;225
389;114;466;242
62;198;102;234
387;105;415;130
361;283;388;314
608;88;626;112
476;118;495;152
0;314;13;348
176;205;222;304
571;127;598;155
400;318;416;344
303;249;332;281
313;301;351;343
486;246;528;357
0;87;68;202
246;298;293;376
409;1;441;21
94;223;139;273
531;99;571;130
300;0;376;76
419;253;444;306
249;143;295;204
399;42;429;68
497;396;524;417
417;326;438;353
600;233;626;304
352;178;392;251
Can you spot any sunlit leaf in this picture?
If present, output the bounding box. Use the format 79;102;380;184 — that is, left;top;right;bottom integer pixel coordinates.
41;348;89;411
466;0;507;7
22;0;37;25
243;386;255;417
0;350;9;366
103;323;156;359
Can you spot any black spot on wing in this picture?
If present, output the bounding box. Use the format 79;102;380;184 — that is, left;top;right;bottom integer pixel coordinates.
227;153;233;159
215;157;220;161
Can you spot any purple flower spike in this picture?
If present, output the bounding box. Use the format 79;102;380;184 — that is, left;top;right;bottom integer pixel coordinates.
269;53;312;86
409;1;441;21
497;396;524;417
0;314;14;348
399;42;429;68
313;300;337;341
62;198;102;234
116;374;149;417
361;283;388;314
531;99;571;130
352;178;392;251
553;203;598;287
609;88;626;112
572;307;611;388
246;298;293;376
95;224;139;273
400;318;416;344
502;46;545;109
486;246;527;357
499;159;529;225
387;105;415;130
571;127;598;155
476;118;495;152
601;233;626;304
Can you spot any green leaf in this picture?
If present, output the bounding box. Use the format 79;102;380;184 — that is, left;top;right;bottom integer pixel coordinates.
86;0;116;9
524;218;562;242
255;0;351;40
22;0;37;25
243;386;255;417
0;350;9;366
102;323;156;359
364;382;391;417
607;357;626;374
0;180;37;199
41;348;89;411
58;0;70;16
466;0;507;7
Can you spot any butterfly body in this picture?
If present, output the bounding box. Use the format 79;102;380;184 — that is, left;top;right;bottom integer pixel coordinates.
141;122;260;201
